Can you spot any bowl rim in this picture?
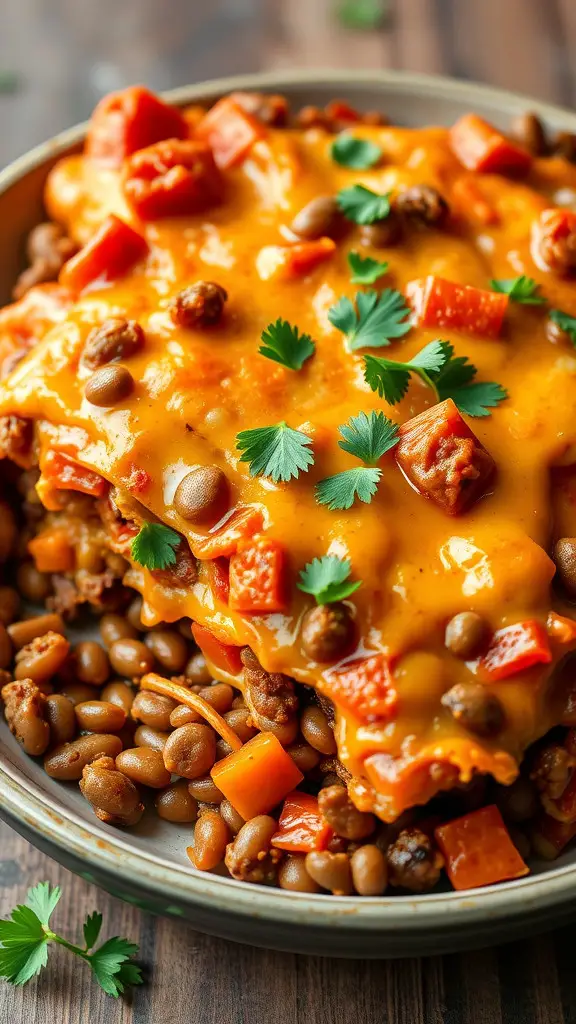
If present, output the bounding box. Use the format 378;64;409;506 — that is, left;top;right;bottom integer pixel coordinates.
2;67;576;934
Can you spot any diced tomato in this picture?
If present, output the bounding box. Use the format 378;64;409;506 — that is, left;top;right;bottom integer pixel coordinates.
28;528;75;573
435;805;528;890
59;215;148;293
271;791;334;853
449;114;532;176
41;450;107;498
192;506;264;560
85;85;188;168
547;611;576;644
122;138;221;220
211;732;304;820
406;275;508;338
196;96;265;169
479;620;552;681
451;176;499;226
324;100;361;124
229;537;287;613
322;654;397;722
207;558;230;603
395;398;496;516
256;238;336;281
191;622;242;676
531;814;576;858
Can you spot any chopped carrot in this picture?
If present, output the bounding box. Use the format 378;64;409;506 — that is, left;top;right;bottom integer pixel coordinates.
435;805;528;890
211;732;304;820
28;528;75;574
321;654;397;722
60;215;148;293
449;114;532;176
192;506;264;560
191;622;243;676
140;672;242;751
479;620;552;681
86;85;188;168
271;791;334;853
256;239;336;281
406;275;508;338
451;176;499;226
196;96;265;169
547;611;576;644
229;537;287;613
41;450;108;498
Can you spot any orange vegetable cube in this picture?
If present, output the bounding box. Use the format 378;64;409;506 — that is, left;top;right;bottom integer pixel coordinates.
192;506;264;560
322;654;397;722
196;96;265;169
256;238;336;281
60;215;148;294
406;275;508;338
451;176;499;226
123;138;221;220
229;537;287;613
449;114;532;176
211;732;304;820
271;791;333;853
435;805;529;890
191;623;242;676
28;528;75;573
479;620;552;681
41;450;108;498
86;86;188;168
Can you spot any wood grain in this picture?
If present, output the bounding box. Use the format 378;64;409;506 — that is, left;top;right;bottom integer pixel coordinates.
2;1;576;1021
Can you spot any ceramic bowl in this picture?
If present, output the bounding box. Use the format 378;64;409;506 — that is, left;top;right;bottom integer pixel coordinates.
2;70;576;958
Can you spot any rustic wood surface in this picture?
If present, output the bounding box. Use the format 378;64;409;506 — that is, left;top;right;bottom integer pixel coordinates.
2;1;576;1021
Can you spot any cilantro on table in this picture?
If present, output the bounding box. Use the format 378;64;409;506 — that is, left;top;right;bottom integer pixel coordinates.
316;410;399;510
297;554;362;604
259;318;315;371
336;184;391;224
131;522;181;571
328;288;411;352
490;275;546;305
236;422;314;482
364;339;508;417
347;251;389;285
0;882;143;997
337;0;389;30
331;135;382;170
549;308;576;345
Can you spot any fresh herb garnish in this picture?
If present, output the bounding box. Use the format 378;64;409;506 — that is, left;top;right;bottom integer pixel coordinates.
0;882;143;997
316;411;399;510
549;308;576;345
259;318;315;371
328;288;411;352
336;184;391;224
347;251;389;285
490;275;546;305
297;554;362;604
331;135;382;170
364;339;507;417
236;422;314;482
131;522;181;570
337;0;389;30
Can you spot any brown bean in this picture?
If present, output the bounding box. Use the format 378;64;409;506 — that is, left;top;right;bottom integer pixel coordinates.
441;681;505;738
554;538;576;596
109;638;155;678
318;785;375;840
305;851;353;895
2;680;50;756
45;734;122;780
290;195;343;240
74;640;110;686
80;755;142;818
188;775;224;804
81;317;145;369
58;681;96;706
14;631;70;682
0;586;19;625
131;690;177;730
278;854;322;893
170;282;227;328
188;810;230;870
163;723;216;779
225;815;279;883
85;365;134;406
126;595;146;630
300;705;337;755
8;613;65;649
144;629;189;672
169;704;198;727
395;184;450;227
75;539;105;574
511;111;547;155
350;844;388;895
100;681;134;714
359;213;402;248
100;613;138;648
0;622;12;669
0;501;17;562
219;799;245;835
184;651;212;685
223;707;258;744
75;700;127;733
115;746;171;788
173;466;229;525
155;781;198;823
286;741;322;774
554;131;576;162
300;602;355;663
444;611;487;659
45;693;77;745
134;724;170;752
495;776;539;823
16;562;52;603
198;682;234;714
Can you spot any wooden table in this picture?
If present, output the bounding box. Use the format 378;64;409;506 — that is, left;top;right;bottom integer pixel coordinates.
2;1;576;1021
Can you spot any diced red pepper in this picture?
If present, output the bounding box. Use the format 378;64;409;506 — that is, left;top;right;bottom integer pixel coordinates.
122;138;221;220
406;275;508;339
395;398;496;516
196;96;265;169
435;805;528;890
191;622;242;676
42;450;107;498
207;558;230;604
59;215;147;294
547;611;576;645
229;537;287;613
256;238;336;281
322;654;397;722
85;85;188;168
324;100;361;124
193;506;264;560
479;620;552;681
449;114;532;176
271;791;334;853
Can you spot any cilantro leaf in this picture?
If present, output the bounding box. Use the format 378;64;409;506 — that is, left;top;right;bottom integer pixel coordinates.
25;882;61;927
83;912;103;951
89;937;141;997
259;318;315;371
446;381;508;418
549;308;576;345
328;288;411;351
338;0;388;30
236;422;314;482
490;275;546;305
316;468;382;510
331;135;382;169
131;522;181;571
0;939;49;986
338;410;398;463
347;251;389;284
364;354;411;404
337;185;391;224
297;554;362;604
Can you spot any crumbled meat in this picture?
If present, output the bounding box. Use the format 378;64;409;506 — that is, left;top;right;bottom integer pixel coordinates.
386;828;444;892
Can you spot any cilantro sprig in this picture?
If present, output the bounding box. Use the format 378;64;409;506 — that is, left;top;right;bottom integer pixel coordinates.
0;882;143;997
549;308;576;345
331;135;382;170
236;422;314;482
347;252;389;285
298;554;362;604
259;318;315;371
337;184;391;224
328;288;411;351
490;275;546;305
316;410;399;510
131;522;181;571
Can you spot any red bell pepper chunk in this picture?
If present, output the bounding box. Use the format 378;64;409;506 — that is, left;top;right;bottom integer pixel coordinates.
42;450;107;498
324;100;361;124
435;805;528;890
191;622;242;676
193;506;264;560
395;398;496;516
229;537;287;613
322;654;397;722
207;558;230;604
123;138;221;220
271;791;334;853
449;114;532;176
406;275;508;339
85;85;188;168
59;215;147;294
196;96;265;169
479;620;552;681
